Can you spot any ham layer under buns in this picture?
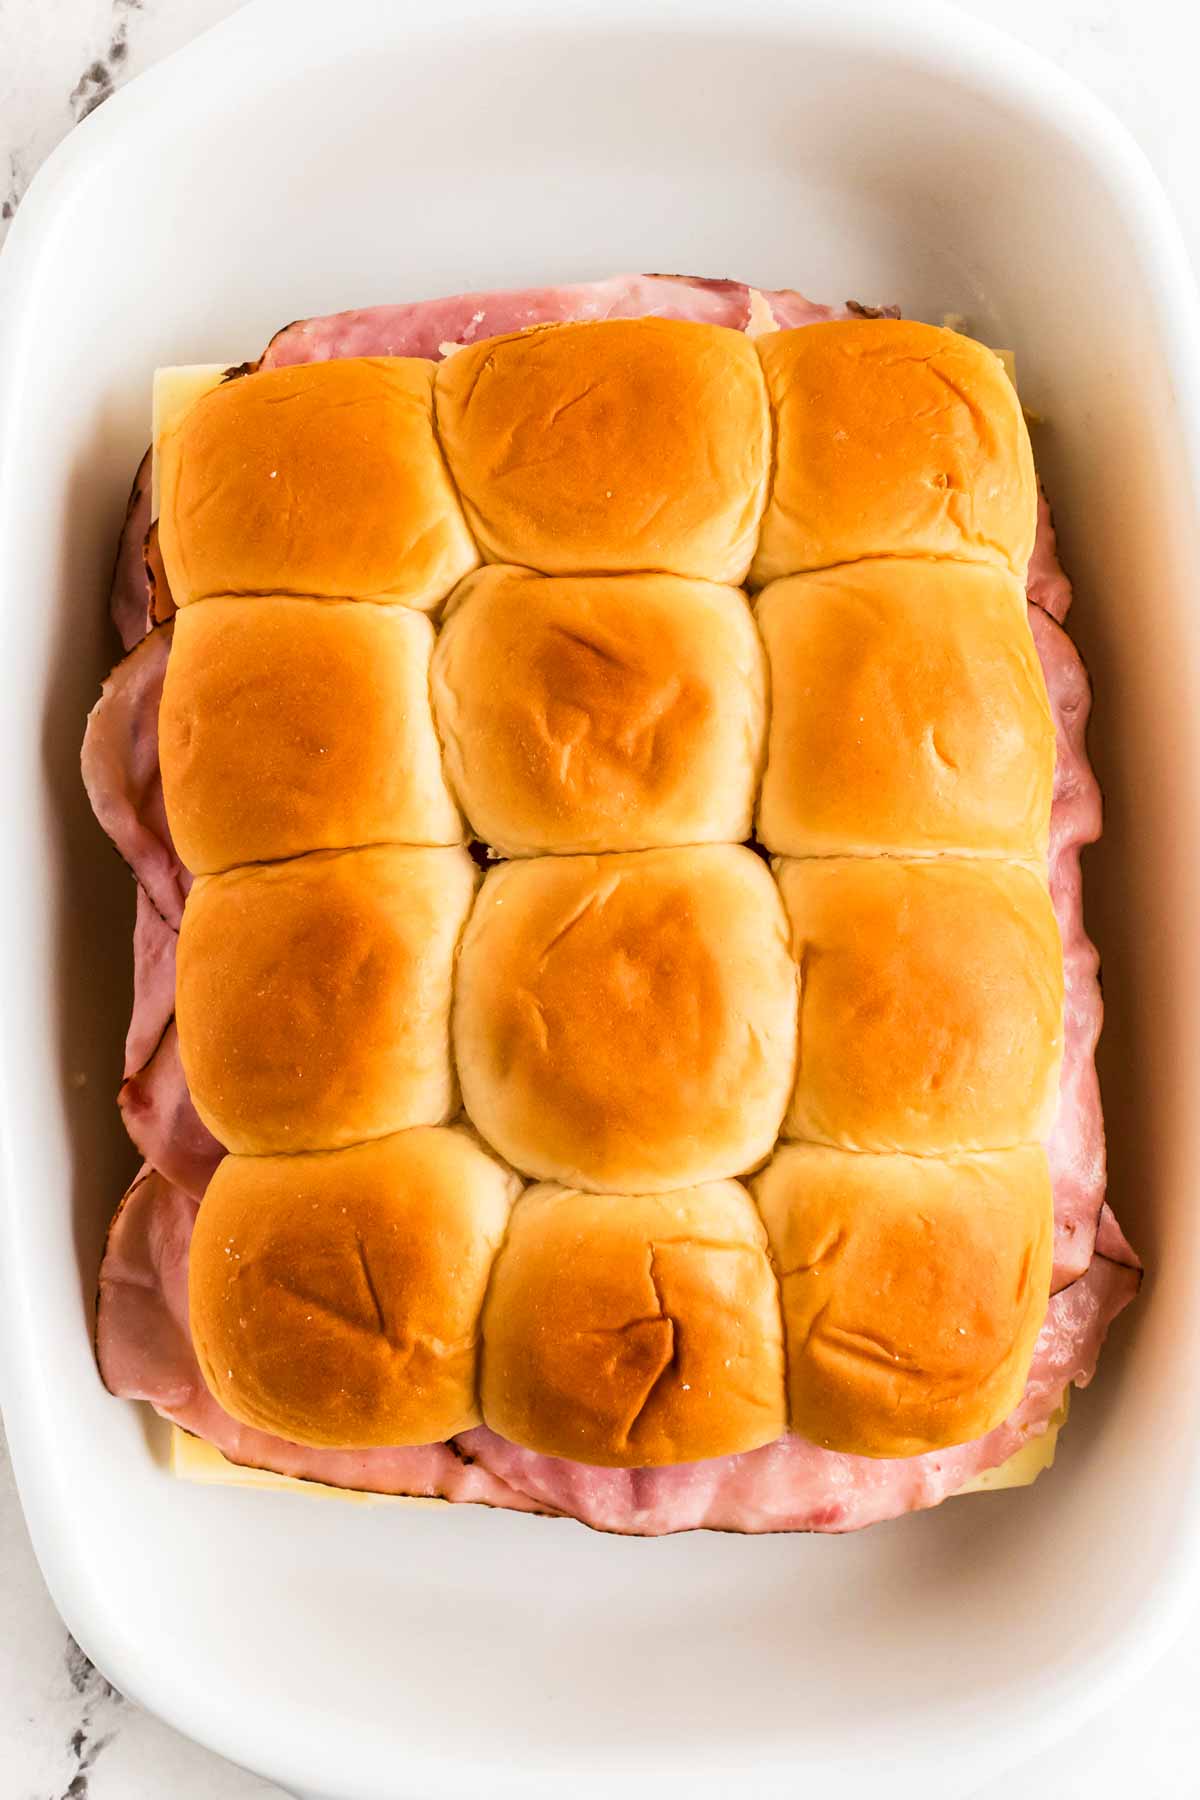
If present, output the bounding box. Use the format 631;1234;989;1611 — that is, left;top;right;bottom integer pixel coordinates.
86;271;1137;1532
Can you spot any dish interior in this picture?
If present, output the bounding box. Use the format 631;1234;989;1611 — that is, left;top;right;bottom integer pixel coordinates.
2;5;1198;1795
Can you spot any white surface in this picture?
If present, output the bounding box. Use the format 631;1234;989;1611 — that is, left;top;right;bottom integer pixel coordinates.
1;0;1199;1796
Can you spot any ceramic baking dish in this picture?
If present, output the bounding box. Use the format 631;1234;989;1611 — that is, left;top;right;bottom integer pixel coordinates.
2;1;1199;1794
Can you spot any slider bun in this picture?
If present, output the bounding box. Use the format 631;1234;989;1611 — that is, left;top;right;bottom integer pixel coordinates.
756;560;1053;858
160;596;461;875
776;856;1062;1152
753;1143;1053;1456
751;319;1036;586
454;846;797;1191
189;1129;520;1447
158;357;478;609
480;1181;786;1465
435;319;770;583
431;567;767;854
176;845;477;1154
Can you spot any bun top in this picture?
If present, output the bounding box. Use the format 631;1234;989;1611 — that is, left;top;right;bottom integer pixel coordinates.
189;1128;519;1448
160;596;461;874
176;845;477;1155
751;318;1036;585
753;1143;1053;1457
776;856;1063;1154
756;559;1053;859
431;566;766;855
453;846;797;1193
434;318;771;582
157;357;478;609
479;1180;786;1466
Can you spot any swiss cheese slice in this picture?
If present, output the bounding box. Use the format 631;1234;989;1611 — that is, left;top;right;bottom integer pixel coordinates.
150;363;229;517
170;1426;445;1508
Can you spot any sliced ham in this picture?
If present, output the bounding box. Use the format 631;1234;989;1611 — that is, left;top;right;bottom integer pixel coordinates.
1035;598;1104;867
258;271;868;367
1030;599;1107;1289
1096;1201;1143;1268
125;888;178;1079
91;271;1135;1534
80;625;189;929
96;1165;1136;1535
1028;485;1075;622
1048;919;1106;1289
109;451;154;651
95;1168;547;1515
118;1022;223;1199
145;520;176;628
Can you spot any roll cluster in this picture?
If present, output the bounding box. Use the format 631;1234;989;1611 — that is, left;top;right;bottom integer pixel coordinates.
158;315;1057;1467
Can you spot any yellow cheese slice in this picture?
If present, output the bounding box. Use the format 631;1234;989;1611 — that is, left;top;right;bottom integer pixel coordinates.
150;363;229;517
170;1426;446;1508
171;1404;1067;1509
994;345;1017;388
952;1394;1069;1497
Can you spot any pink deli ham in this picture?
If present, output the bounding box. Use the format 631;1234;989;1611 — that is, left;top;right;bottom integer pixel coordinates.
1032;601;1108;1288
118;1022;223;1199
95;1168;547;1516
110;451;154;651
259;271;864;367
80;624;190;929
1028;485;1075;623
124;887;178;1078
96;1164;1136;1535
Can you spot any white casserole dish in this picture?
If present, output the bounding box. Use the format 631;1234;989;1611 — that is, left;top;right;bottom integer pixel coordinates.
1;0;1199;1793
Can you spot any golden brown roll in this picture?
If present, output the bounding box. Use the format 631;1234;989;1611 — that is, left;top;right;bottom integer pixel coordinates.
189;1128;520;1447
431;567;767;855
454;846;797;1191
756;560;1053;858
434;319;770;582
176;845;477;1154
480;1181;786;1465
157;357;478;609
750;319;1036;586
752;1143;1053;1456
160;596;462;874
776;856;1062;1152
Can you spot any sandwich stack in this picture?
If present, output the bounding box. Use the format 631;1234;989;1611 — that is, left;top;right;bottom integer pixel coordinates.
151;313;1061;1469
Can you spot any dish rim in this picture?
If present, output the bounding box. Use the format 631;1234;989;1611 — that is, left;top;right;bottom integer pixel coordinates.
3;1;1200;1793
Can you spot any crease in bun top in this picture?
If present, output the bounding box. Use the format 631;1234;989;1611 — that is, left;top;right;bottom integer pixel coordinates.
151;307;1069;1477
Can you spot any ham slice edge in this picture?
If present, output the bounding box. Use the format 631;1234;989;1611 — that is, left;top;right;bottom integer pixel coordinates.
96;1168;1137;1535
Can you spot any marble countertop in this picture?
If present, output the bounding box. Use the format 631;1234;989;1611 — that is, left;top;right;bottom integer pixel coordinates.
2;0;1199;1794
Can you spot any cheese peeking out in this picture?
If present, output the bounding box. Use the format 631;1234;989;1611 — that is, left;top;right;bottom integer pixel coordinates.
150;364;229;516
